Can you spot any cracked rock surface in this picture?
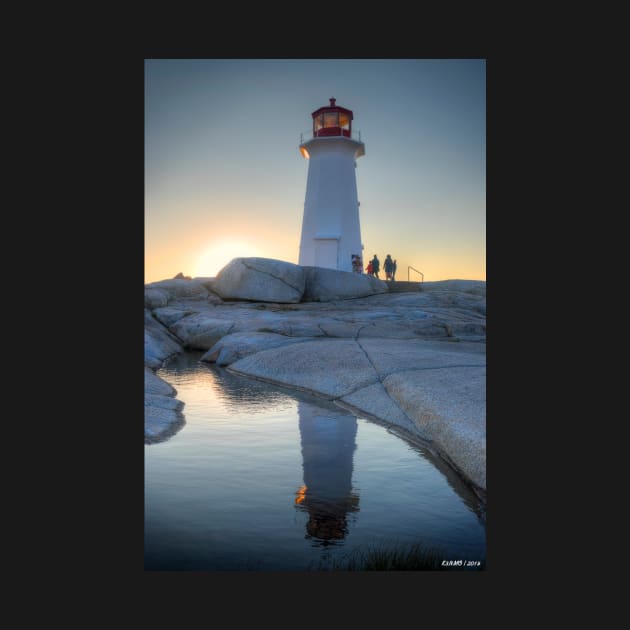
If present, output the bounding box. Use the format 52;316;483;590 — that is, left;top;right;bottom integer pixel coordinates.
144;264;486;496
144;310;185;443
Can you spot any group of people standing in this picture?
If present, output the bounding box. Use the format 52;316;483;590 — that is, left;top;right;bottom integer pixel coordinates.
366;254;397;281
351;253;397;280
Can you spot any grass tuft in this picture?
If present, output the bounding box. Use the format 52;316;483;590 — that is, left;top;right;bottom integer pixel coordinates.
311;541;484;571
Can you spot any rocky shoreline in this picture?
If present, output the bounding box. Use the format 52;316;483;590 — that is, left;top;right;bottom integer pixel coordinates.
144;258;486;501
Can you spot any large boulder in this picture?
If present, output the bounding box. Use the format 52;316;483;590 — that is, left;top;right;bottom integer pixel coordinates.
212;258;305;303
302;266;388;302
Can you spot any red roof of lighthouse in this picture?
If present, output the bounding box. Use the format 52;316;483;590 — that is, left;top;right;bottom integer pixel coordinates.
311;97;353;120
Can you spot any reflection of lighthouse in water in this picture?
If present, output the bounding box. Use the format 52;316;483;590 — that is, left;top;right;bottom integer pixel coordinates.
294;401;360;545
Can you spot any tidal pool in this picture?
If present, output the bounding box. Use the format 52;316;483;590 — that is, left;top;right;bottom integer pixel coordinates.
145;351;486;570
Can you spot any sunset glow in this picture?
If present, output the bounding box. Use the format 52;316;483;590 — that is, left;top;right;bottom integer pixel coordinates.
195;240;261;278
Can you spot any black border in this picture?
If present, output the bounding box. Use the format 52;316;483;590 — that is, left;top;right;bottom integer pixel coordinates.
68;47;553;605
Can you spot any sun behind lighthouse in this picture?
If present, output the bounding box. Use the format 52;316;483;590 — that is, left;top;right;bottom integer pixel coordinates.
195;240;260;277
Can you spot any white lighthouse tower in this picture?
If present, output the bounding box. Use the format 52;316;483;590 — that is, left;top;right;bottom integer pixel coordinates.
298;98;365;272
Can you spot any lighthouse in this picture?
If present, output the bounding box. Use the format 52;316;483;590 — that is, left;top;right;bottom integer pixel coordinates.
298;98;365;272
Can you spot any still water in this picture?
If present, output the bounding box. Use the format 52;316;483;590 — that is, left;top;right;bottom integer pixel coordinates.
145;352;486;570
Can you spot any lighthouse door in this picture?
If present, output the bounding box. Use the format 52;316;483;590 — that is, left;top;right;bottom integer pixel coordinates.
314;238;338;269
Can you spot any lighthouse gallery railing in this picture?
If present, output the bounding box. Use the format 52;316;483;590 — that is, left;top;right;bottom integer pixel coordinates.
300;129;362;144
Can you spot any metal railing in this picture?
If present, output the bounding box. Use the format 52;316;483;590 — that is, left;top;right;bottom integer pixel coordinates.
408;266;424;283
300;129;362;144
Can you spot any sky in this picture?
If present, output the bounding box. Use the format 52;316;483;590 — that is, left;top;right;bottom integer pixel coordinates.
145;59;485;283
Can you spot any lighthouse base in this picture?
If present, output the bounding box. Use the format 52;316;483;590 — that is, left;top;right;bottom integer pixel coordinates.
300;234;362;273
312;238;338;269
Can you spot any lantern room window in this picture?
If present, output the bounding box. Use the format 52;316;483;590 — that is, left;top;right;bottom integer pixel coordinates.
314;114;323;134
339;113;350;130
324;112;338;128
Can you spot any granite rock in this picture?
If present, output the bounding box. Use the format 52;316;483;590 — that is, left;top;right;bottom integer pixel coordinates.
212;257;305;303
302;266;388;302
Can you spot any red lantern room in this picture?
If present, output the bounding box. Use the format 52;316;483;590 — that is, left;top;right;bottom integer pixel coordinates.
311;97;353;138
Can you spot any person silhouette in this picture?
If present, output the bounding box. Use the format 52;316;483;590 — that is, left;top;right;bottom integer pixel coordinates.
370;255;380;279
384;254;394;281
